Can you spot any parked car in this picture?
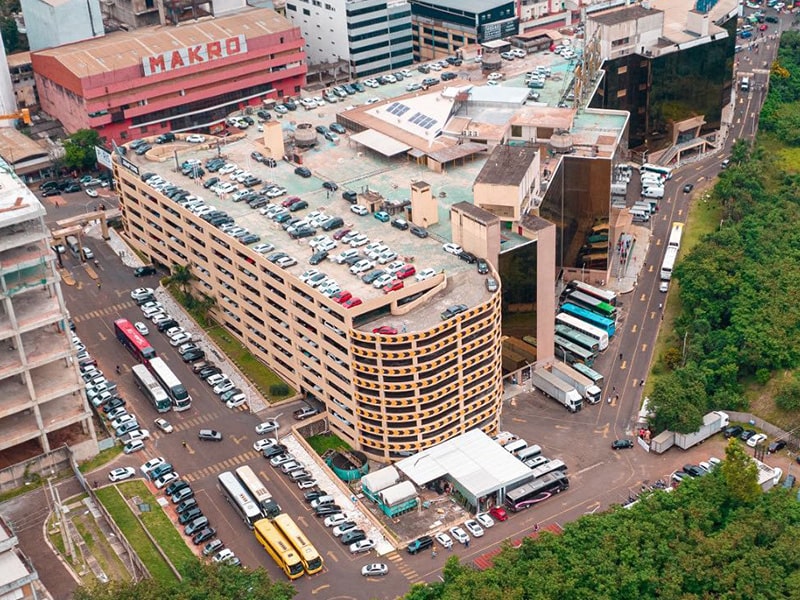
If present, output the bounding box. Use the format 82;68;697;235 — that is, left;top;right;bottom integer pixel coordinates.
293;406;319;420
406;535;434;554
108;467;136;482
199;429;223;441
612;439;634;450
361;563;388;577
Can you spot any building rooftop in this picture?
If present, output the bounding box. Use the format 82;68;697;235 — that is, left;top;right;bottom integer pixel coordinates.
0;158;45;228
590;4;657;26
410;0;513;16
6;51;31;68
31;8;295;77
396;429;532;499
0;548;30;588
475;145;539;187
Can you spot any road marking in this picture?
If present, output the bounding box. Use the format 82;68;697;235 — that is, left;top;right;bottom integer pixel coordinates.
648;265;654;272
678;209;683;217
640;293;646;302
509;398;517;408
641;343;648;352
650;311;656;320
575;461;604;475
231;435;246;445
630;324;637;333
584;501;601;514
185;444;195;455
620;360;627;370
553;424;570;430
97;331;106;341
594;423;609;438
511;417;526;423
311;584;331;594
655;238;662;246
325;551;339;564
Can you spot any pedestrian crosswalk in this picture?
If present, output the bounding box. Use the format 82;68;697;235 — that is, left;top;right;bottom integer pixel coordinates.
183;450;257;483
384;551;421;583
73;300;137;323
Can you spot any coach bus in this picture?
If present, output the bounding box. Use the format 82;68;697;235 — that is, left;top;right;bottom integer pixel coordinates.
660;246;679;281
253;518;304;580
641;163;672;180
113;318;156;362
235;465;281;519
554;335;597;367
571;362;605;388
555;313;609;351
218;471;262;529
555;323;600;353
505;472;570;512
564;280;618;306
131;364;171;413
273;514;324;575
667;222;684;249
564;290;617;320
147;356;191;411
560;303;616;337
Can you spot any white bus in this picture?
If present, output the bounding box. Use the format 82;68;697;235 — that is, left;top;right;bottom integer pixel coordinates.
235;465;281;518
564;280;617;306
131;364;171;413
660;246;679;281
218;471;263;529
531;458;568;479
641;163;672;180
147;357;191;411
667;222;684;249
556;313;609;351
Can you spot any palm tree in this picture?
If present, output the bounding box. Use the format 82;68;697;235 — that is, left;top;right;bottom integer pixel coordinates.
196;294;217;326
167;264;194;296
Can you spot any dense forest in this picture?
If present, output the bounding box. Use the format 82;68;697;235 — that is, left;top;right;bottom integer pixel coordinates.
648;31;800;434
404;442;800;600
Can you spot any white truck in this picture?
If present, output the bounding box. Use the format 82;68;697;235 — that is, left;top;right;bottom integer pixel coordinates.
650;411;730;454
610;182;628;197
550;361;602;404
531;367;583;413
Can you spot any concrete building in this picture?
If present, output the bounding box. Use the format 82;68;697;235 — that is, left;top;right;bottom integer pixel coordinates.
113;146;503;461
7;52;38;110
0;157;98;464
408;0;518;62
20;0;105;52
0;516;47;600
31;8;306;143
285;0;413;77
586;0;739;153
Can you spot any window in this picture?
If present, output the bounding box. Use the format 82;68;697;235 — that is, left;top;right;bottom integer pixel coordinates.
303;8;310;15
617;65;627;74
617;89;627;98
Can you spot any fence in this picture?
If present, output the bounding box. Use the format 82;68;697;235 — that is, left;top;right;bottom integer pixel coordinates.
726;411;800;452
0;447;72;494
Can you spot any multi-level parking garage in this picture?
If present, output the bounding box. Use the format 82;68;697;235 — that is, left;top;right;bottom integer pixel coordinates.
114;139;503;461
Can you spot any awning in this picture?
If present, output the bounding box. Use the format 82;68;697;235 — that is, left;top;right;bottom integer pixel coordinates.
350;129;411;157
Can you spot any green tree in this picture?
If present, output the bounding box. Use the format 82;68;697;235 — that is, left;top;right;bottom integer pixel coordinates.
63;129;103;171
720;440;761;504
1;18;19;54
775;376;800;412
74;561;295;600
166;264;195;296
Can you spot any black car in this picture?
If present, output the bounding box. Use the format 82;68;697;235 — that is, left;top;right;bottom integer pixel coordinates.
441;71;457;81
203;177;220;189
243;176;262;188
315;504;341;516
315;125;328;134
42;187;61;197
740;429;757;442
284;99;298;111
192;527;217;545
294;166;312;178
683;183;694;193
476;258;489;274
182;349;206;363
683;464;706;478
165;480;190;497
263;445;288;459
322;181;338;191
102;397;126;413
391;218;409;231
198;366;222;379
156;319;179;332
176;497;198;514
134;265;157;277
362;270;386;285
309;250;328;265
441;304;468;320
340;530;366;545
62;183;82;193
192;361;215;373
458;251;477;264
342;190;358;203
257;110;271;121
41;181;59;191
410;225;428;238
611;439;634;450
406;536;433;554
155;132;176;144
768;440;787;453
289;200;309;212
179;507;204;525
329;123;346;134
249;197;269;209
723;425;743;439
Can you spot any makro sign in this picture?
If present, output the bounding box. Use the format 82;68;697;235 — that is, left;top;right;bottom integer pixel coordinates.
142;34;247;77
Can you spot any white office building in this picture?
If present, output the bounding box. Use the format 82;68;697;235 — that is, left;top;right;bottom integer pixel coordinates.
286;0;413;77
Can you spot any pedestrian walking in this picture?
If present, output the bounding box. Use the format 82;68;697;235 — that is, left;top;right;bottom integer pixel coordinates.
534;523;540;533
658;303;663;310
96;281;101;289
115;365;121;374
619;353;623;361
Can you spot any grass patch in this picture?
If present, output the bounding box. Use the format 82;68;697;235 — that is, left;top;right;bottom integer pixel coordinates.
78;444;123;474
117;481;196;575
95;485;177;583
307;433;351;455
48;515;67;557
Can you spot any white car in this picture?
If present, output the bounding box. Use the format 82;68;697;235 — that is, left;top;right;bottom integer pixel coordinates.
140;457;166;476
384;260;405;274
150;313;171;324
366;244;389;260
108;467;136;482
213;380;235;395
256;419;279;434
350;205;369;216
324;513;348;527
226;394;247;409
317;239;337;253
464;519;484;538
253;243;275;254
297;479;318;489
416;268;437;282
154;418;173;433
206;373;228;386
253;438;279;452
350;539;375;554
123;439;145;454
443;242;462;255
134;321;149;336
487;72;504;81
435;532;453;549
186;134;206;143
165;326;186;337
141;303;164;317
131;287;154;300
372;273;396;289
747;433;768;448
125;429;151;442
153;471;179;489
333;249;360;264
350;260;375;275
377;250;398;264
361;563;388;577
169;332;193;346
476;513;495;529
349;234;369;248
276;256;297;268
111;414;137;430
212;548;235;563
449;526;470;545
219;163;237;175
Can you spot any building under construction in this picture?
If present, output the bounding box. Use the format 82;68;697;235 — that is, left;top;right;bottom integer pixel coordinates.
0;158;97;467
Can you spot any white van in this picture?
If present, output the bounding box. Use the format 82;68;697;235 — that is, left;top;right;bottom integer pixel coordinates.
630;208;650;222
642;186;664;199
640;173;664;186
633;201;655;215
504;439;528;456
516;444;542;461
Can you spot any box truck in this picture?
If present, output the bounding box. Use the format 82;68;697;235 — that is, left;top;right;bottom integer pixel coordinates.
650;411;730;453
531;367;583;412
550;361;602;404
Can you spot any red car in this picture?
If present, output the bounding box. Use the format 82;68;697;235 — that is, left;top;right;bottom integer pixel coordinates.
382;280;404;294
342;297;362;309
332;228;351;241
332;290;352;304
395;264;416;280
372;326;398;335
281;195;302;208
759;24;767;31
489;506;508;522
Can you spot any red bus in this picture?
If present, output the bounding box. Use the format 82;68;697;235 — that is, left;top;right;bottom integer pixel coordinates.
113;318;156;362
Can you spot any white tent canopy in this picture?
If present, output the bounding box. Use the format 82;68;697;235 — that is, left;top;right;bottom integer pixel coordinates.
350;129;411;157
379;481;417;506
361;465;400;494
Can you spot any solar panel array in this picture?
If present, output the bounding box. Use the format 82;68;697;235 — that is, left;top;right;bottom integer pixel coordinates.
387;102;411;117
408;111;438;130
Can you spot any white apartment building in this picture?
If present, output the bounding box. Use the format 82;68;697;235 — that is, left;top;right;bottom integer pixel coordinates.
285;0;413;77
